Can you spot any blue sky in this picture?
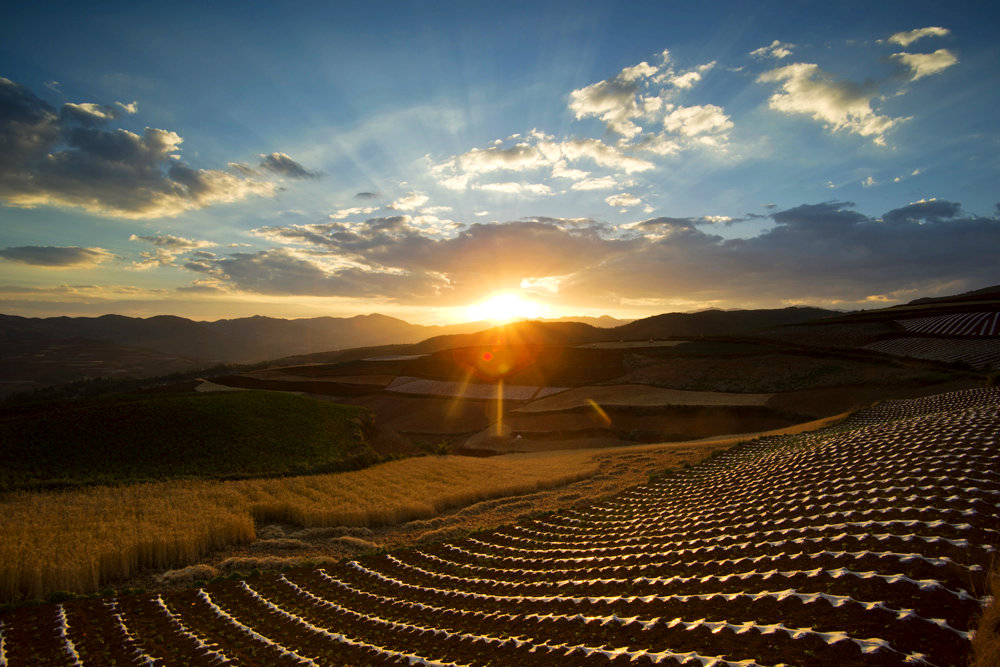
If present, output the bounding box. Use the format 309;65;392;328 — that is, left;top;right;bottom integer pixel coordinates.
1;0;998;323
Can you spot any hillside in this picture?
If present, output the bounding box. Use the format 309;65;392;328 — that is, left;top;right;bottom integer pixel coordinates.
0;391;377;491
0;313;488;396
0;313;484;364
0;307;841;397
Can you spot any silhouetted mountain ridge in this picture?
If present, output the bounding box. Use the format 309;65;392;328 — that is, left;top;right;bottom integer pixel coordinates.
0;313;484;364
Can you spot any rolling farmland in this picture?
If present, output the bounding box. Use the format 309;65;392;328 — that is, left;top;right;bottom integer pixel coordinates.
864;337;1000;370
899;312;1000;337
1;387;997;665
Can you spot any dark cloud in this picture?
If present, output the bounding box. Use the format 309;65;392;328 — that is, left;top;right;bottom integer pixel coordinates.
180;198;1000;308
129;233;214;251
881;199;961;225
254;217;625;298
0;245;111;267
258;152;320;179
355;191;379;199
0;77;274;218
564;200;1000;306
0;77;60;173
770;201;868;228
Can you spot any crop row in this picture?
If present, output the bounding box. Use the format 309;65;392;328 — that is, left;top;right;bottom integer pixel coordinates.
864;336;1000;368
899;311;1000;337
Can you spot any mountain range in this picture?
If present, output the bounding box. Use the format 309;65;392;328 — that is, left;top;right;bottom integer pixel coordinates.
4;284;998;397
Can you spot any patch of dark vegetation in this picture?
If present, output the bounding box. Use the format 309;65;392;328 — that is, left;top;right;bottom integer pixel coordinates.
0;363;253;405
210;374;380;396
0;391;378;492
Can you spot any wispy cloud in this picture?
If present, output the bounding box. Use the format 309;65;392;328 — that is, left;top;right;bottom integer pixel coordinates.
888;26;950;47
129;234;216;269
892;49;958;81
388;191;430;210
750;40;795;59
0;245;113;268
258;152;321;179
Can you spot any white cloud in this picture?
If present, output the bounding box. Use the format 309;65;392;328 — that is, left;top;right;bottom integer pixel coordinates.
433;135;654;193
388;191;430;210
549;138;655;174
662;104;733;137
891;49;958;81
889;26;950;47
568;60;660;138
750;40;795;59
758;63;902;145
520;276;561;294
329;205;379;219
571;176;620;191
455;143;548;174
476;182;553;196
551;160;589;181
605;193;641;208
116;100;138;114
668;71;702;89
862;176;877;188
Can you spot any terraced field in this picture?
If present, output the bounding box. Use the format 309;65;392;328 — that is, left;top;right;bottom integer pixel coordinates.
2;387;997;665
899;312;1000;337
864;337;1000;369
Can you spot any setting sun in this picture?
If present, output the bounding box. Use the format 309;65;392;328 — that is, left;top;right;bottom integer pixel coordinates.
464;293;549;324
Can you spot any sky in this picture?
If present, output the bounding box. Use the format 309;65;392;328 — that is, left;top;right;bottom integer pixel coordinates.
1;0;998;324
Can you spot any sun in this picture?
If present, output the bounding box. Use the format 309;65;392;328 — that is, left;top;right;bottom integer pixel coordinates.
464;292;548;324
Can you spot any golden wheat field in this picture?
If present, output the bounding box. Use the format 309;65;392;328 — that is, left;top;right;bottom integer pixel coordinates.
0;453;599;602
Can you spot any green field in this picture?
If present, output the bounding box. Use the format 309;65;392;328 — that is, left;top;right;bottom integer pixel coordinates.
0;391;377;491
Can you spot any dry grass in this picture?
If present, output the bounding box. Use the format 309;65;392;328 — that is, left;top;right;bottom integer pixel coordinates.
971;556;1000;667
0;454;597;602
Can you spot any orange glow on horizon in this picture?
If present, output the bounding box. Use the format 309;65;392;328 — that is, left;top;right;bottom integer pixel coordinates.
463;292;548;324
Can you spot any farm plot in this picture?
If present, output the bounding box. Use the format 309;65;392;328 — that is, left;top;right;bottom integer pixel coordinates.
1;387;997;665
516;384;773;413
899;312;1000;337
386;376;564;401
864;337;1000;369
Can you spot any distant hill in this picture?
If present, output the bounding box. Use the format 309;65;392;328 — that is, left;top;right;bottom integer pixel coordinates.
411;320;607;353
0;313;488;396
610;307;840;340
405;307;840;353
906;283;1000;306
0;313;485;364
541;315;632;328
